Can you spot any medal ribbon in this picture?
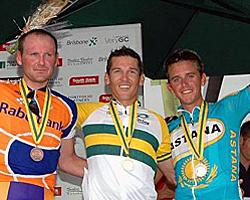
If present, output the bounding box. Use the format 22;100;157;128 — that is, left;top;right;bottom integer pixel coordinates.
109;101;138;156
181;101;208;160
19;79;51;144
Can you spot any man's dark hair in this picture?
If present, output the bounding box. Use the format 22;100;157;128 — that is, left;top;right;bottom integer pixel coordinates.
106;46;143;75
18;29;58;54
164;48;204;80
240;121;250;138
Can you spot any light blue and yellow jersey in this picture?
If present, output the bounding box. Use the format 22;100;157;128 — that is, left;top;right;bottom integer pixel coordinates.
77;101;171;200
169;86;250;200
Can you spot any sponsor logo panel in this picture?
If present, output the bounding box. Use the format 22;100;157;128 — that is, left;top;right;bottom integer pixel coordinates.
66;36;98;47
104;34;130;44
57;57;63;67
67;57;93;66
69;76;99;86
97;56;107;63
68;94;94;102
54;186;62;196
99;94;112;103
65;186;82;195
0;60;18;70
0;61;5;68
48;77;64;87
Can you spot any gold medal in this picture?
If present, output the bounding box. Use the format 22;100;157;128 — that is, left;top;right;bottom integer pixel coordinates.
122;158;134;171
30;147;44;162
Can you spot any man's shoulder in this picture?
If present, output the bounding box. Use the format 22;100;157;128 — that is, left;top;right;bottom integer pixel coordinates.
77;101;105;108
165;115;178;124
50;89;77;111
217;85;249;103
50;89;74;101
77;102;106;115
166;115;181;132
76;102;107;127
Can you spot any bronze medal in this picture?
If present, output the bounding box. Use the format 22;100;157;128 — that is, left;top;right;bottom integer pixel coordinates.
20;79;51;158
30;147;44;162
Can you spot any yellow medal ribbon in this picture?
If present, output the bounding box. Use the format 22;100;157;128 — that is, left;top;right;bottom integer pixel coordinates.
19;79;51;144
109;100;138;156
181;101;208;160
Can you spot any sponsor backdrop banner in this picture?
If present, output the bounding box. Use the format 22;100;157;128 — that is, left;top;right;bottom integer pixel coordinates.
0;24;142;199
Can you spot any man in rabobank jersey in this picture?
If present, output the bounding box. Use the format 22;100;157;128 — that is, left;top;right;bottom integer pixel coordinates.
0;29;86;200
164;48;250;200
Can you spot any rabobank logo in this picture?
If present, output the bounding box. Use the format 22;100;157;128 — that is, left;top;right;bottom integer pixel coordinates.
104;35;129;44
66;37;98;47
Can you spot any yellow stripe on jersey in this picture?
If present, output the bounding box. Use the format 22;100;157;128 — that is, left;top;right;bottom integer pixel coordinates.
85;133;121;148
130;138;157;161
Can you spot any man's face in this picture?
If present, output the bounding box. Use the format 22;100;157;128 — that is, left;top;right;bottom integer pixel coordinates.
240;136;250;161
105;56;144;106
167;60;206;112
16;33;58;89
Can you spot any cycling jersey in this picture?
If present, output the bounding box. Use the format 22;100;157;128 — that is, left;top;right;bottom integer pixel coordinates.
0;79;77;200
169;86;250;200
77;101;171;200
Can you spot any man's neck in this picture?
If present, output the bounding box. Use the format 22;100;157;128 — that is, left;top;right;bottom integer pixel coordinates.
113;98;137;107
182;99;204;113
23;78;48;90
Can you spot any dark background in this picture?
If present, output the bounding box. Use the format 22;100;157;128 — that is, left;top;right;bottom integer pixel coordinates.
1;0;250;79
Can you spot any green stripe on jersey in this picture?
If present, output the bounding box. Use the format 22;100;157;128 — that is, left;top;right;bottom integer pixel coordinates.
133;130;159;151
83;124;116;137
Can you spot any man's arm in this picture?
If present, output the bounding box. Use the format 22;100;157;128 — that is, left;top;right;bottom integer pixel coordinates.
155;168;175;199
58;138;87;177
158;158;177;190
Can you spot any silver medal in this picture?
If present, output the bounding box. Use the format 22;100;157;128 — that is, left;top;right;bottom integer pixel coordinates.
195;163;207;178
